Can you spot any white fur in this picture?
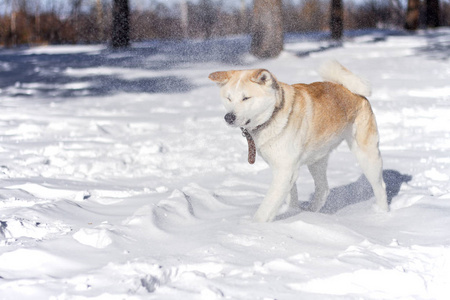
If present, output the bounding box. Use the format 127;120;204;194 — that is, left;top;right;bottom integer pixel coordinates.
209;64;388;222
319;60;372;97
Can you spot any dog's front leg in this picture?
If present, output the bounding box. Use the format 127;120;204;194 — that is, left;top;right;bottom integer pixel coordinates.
253;166;297;222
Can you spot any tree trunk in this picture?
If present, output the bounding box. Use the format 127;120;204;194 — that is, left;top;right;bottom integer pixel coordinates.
199;0;215;40
239;0;248;34
180;0;189;39
112;0;130;48
426;0;440;28
250;0;283;59
330;0;343;40
389;0;404;27
405;0;420;30
96;0;104;42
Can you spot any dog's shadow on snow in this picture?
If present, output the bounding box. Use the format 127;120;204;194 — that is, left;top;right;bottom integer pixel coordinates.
297;169;411;215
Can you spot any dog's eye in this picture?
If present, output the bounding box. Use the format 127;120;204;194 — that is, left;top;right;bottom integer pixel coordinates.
242;96;251;101
226;96;232;102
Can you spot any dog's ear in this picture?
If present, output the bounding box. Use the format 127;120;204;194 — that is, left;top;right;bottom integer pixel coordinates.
251;69;275;86
208;71;232;86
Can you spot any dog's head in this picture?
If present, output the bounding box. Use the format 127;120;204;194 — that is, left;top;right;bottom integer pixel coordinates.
208;69;279;130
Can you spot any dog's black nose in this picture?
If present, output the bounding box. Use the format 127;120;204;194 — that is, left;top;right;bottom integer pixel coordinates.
224;112;236;125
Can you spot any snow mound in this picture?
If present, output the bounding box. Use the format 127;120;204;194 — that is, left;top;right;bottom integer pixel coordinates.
0;29;450;299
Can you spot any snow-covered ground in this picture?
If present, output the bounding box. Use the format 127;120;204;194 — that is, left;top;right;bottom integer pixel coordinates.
0;28;450;299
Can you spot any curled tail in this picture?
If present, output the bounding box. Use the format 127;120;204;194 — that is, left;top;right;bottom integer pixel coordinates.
319;60;371;97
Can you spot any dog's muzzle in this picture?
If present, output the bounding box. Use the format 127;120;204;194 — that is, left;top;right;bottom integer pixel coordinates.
224;112;236;125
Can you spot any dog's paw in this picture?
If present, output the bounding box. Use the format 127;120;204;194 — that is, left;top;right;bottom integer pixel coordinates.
303;201;324;213
373;202;390;213
252;211;272;223
252;215;269;223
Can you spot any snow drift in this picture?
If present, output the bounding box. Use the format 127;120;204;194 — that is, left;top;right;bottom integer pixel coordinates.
0;29;450;299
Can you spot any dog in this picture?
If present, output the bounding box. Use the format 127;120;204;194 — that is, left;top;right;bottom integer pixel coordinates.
209;61;388;222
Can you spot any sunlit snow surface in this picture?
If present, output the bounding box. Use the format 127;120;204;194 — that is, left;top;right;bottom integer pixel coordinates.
1;29;450;299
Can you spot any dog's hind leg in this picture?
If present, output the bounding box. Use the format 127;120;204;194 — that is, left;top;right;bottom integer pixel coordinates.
348;103;389;212
307;154;330;212
287;184;299;209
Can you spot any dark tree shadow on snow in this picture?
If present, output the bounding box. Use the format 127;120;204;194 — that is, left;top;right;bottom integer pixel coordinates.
283;29;405;58
416;30;450;60
314;169;412;214
0;37;251;99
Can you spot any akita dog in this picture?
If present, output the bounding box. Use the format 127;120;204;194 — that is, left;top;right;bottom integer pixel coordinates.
209;61;388;222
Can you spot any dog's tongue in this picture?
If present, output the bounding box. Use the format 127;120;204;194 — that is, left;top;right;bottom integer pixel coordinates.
241;129;256;164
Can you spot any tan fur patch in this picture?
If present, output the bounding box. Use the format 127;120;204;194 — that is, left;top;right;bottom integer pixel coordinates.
289;82;365;148
354;100;379;149
208;71;236;85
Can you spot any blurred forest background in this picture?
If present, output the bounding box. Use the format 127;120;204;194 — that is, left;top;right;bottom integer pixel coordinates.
0;0;448;49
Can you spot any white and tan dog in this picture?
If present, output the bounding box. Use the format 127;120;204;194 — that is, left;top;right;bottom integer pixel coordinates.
209;61;388;222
